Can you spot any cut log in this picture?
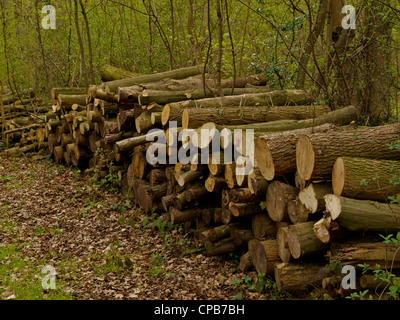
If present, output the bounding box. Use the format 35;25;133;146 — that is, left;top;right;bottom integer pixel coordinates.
105;66;203;93
57;94;87;109
239;252;253;271
161;194;176;212
175;169;206;187
231;228;254;246
135;110;154;133
251;239;281;275
205;175;226;193
327;239;400;269
117;108;136;132
332;156;400;202
137;87;272;106
228;187;264;203
123;73;267;93
200;207;218;225
229;202;264;218
173;191;189;211
359;274;386;289
170;207;203;225
247;168;269;196
274;262;325;292
101;64;141;82
287;221;329;259
149;169;167;187
265;181;299;222
185;184;209;202
2;88;34;105
51;87;86;101
299;183;332;214
181;105;331;129
162;90;313;125
204;238;237;256
296;123;400;181
254;108;357;181
114;130;161;153
276;227;291;263
224;162;237;189
251;214;276;239
325;194;400;232
287;199;309;224
198;224;238;243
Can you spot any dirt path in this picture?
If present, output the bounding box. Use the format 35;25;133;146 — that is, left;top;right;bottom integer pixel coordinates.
0;153;280;300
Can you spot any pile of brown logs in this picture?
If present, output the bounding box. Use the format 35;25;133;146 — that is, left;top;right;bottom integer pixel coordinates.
0;88;49;156
43;65;400;299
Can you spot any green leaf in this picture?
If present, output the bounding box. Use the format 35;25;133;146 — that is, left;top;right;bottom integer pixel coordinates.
231;292;243;300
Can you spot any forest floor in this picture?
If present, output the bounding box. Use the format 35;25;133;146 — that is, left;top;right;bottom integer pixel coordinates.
0;153;290;300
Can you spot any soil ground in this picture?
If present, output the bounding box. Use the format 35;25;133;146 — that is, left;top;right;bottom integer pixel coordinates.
0;153;288;300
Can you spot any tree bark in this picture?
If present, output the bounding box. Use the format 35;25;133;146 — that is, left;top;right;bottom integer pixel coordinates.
296;123;400;181
181;105;330;130
266;181;299;222
162;89;314;125
104;66;203;93
299;183;332;214
274;262;325;292
255;123;340;181
332;156;400;202
325;194;400;232
251;239;281;275
287;221;329;259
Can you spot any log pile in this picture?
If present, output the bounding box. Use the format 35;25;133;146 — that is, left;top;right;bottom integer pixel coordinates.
42;65;400;298
0;88;49;155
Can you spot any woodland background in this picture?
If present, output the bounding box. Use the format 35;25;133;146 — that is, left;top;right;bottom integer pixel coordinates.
0;0;399;124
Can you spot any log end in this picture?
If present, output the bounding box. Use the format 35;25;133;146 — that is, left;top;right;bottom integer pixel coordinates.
324;194;342;220
287;226;301;259
255;138;275;181
276;227;291;263
161;104;171;126
296;135;315;181
332;157;345;196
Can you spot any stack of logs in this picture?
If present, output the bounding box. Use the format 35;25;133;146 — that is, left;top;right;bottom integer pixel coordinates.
1;87;50;156
44;65;400;298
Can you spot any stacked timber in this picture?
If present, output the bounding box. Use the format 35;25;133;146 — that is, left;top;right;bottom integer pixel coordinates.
42;65;400;299
1;88;49;155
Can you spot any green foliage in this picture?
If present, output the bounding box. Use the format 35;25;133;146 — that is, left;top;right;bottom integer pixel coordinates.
350;232;400;300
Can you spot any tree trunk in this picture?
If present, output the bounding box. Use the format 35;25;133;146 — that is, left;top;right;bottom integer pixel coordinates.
247;168;269;196
251;239;281;275
299;183;332;214
181;105;330;130
251;214;276;239
170;207;202;225
134;86;272;106
296;123;400;181
101;64;141;82
287;221;329;259
325;194;400;232
104;66;203;93
255;123;340;181
274;262;325;292
123;73;267;92
162;89;314;125
276;227;291;263
327;239;400;269
287;199;309;224
266;181;299;222
332;157;400;202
